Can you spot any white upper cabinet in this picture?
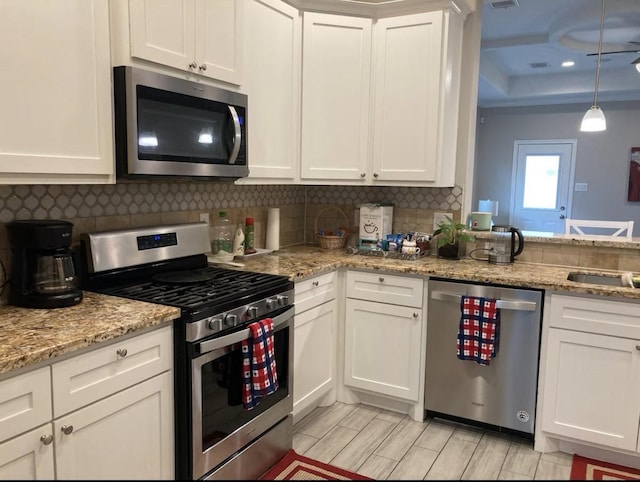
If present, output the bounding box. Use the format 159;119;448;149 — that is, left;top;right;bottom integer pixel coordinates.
126;0;244;85
300;13;372;182
299;8;464;186
237;0;301;183
0;0;114;184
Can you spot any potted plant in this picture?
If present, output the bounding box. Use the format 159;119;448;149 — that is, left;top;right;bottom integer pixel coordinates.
433;215;475;259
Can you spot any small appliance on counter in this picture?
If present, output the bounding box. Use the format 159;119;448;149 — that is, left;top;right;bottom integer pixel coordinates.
5;220;83;308
488;225;524;264
358;203;393;250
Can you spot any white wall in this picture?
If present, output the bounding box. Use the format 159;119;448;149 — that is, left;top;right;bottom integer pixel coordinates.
473;100;640;234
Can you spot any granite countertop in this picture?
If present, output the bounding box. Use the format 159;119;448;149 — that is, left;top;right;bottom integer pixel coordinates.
3;244;639;378
472;230;640;248
0;292;180;376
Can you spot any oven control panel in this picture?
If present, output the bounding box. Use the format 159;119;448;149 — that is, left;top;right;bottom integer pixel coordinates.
186;288;295;342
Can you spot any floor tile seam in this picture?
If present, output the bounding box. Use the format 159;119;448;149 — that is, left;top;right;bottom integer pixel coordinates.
501;442;541;479
302;402;359;439
372;420;430;462
421;425;458;479
532;455;572;480
458;432;492;480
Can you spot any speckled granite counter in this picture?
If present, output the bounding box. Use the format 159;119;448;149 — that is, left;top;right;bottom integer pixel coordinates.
472;230;640;249
3;244;640;378
0;292;180;375
232;245;640;300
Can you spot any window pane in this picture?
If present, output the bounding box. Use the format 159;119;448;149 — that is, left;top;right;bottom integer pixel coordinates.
523;155;559;209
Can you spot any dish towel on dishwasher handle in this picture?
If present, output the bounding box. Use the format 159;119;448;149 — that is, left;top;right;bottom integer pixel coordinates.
242;318;278;410
457;296;500;365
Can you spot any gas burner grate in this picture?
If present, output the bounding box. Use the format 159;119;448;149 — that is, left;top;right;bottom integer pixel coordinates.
96;266;291;311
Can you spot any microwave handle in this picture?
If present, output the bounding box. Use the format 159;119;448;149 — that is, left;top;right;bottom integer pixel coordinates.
227;105;241;165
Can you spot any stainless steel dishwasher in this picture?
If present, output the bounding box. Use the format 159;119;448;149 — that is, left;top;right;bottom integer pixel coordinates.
425;278;543;437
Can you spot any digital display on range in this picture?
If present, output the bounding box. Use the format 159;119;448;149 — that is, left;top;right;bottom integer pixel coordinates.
137;232;178;250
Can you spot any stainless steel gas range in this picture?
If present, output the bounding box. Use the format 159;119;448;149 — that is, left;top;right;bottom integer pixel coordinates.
80;222;294;480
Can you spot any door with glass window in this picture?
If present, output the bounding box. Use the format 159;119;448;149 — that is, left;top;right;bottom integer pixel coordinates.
510;140;576;233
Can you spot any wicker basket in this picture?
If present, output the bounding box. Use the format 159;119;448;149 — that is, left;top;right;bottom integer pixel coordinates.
315;206;349;249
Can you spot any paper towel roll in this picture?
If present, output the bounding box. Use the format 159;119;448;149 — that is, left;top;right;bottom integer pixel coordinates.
265;207;280;251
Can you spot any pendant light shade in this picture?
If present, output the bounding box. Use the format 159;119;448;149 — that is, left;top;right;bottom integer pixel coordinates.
580;0;607;132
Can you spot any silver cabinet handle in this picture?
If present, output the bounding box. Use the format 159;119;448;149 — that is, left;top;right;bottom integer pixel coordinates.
198;64;207;71
312;281;319;287
378;277;385;283
413;312;419;318
188;61;197;69
373;173;379;178
40;434;53;445
430;291;537;311
61;425;73;435
227;105;241;165
116;348;127;357
360;173;366;178
636;345;640;351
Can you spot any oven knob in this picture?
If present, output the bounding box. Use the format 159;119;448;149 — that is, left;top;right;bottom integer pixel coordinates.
247;306;259;318
208;318;222;331
277;295;289;306
265;298;277;309
224;314;238;327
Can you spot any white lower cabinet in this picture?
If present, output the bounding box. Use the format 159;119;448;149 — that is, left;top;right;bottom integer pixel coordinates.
540;294;640;453
0;324;173;480
343;271;424;405
293;272;337;420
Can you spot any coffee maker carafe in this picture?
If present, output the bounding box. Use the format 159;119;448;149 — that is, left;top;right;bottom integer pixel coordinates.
5;220;82;308
488;225;524;264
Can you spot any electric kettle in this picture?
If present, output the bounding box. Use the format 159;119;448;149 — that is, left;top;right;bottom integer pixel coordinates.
488;225;524;264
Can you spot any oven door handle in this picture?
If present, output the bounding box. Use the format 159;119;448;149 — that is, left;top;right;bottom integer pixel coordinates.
197;305;294;355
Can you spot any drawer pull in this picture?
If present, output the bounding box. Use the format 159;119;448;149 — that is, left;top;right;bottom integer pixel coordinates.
61;425;73;435
40;434;53;445
413;312;419;318
312;281;319;287
378;277;384;283
636;345;640;351
116;348;128;358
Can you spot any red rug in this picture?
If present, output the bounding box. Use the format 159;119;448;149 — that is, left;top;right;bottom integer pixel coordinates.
260;449;372;480
571;454;640;480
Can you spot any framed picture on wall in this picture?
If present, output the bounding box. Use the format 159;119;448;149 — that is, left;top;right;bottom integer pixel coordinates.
628;147;640;202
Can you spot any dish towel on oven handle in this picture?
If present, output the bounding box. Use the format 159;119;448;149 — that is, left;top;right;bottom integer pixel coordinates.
457;296;500;366
242;318;278;410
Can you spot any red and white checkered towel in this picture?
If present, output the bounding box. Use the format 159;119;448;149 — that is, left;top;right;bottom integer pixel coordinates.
242;318;278;410
456;296;500;366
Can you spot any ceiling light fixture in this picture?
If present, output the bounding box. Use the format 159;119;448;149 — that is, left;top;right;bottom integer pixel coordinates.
561;60;575;68
580;0;607;132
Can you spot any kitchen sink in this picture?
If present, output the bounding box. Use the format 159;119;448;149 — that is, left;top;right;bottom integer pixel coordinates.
566;271;630;287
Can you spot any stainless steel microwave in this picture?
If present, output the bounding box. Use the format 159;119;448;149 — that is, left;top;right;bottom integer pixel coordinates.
113;66;248;180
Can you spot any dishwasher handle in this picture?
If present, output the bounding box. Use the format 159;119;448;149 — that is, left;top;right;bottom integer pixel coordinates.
430;291;537;311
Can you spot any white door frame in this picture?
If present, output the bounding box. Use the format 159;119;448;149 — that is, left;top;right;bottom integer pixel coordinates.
509;139;577;232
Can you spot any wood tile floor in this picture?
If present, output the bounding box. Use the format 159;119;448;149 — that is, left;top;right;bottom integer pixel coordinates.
292;402;573;480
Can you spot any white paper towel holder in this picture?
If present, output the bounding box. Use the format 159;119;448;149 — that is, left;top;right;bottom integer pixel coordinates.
265;207;280;251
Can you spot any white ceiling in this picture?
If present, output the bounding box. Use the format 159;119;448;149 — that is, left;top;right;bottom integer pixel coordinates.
478;0;640;107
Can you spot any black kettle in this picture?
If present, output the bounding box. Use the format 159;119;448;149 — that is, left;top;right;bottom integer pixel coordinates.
488;225;524;264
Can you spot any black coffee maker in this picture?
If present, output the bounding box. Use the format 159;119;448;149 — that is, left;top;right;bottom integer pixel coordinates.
5;220;83;308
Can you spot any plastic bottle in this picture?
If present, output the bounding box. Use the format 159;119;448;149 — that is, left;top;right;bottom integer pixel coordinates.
244;217;257;255
213;211;234;255
232;222;245;256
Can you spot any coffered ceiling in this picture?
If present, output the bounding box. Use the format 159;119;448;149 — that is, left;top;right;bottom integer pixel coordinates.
478;0;640;107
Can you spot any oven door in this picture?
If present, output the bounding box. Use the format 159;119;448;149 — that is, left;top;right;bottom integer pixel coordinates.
191;306;293;480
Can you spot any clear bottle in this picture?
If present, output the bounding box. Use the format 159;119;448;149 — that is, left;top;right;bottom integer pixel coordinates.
244;217;257;255
213;211;234;255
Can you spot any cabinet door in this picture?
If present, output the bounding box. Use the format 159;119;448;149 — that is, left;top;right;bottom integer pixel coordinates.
300;13;371;181
129;0;196;73
293;299;337;417
240;0;300;181
371;12;443;183
54;372;174;480
344;299;422;401
541;328;640;451
0;0;114;184
195;0;243;84
0;424;54;480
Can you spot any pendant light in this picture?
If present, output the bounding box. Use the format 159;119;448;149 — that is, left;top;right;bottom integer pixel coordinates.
580;0;607;132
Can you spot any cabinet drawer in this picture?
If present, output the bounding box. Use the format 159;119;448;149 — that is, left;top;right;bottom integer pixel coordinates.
550;294;640;339
346;270;423;308
295;271;337;313
52;325;172;417
0;367;52;443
